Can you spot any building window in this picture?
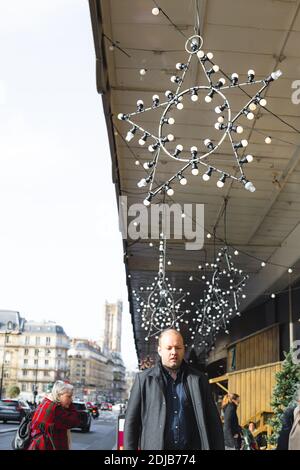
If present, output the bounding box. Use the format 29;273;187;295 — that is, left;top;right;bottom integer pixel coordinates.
34;359;38;365
22;370;28;376
44;371;50;377
4;372;9;378
24;349;29;355
46;337;51;346
34;349;39;356
21;384;27;392
35;337;40;346
45;360;49;365
25;336;30;345
5;335;10;344
24;359;28;365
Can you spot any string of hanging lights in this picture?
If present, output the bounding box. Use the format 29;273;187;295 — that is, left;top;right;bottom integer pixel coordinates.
132;234;191;341
117;33;282;206
189;246;249;350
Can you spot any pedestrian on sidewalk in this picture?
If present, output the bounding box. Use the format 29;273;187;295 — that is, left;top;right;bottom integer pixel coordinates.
28;380;80;450
222;393;242;450
124;328;224;450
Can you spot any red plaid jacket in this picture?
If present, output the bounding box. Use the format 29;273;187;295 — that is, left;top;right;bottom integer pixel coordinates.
28;397;80;450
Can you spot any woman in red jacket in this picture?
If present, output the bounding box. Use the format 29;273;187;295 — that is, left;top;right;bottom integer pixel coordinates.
28;380;80;450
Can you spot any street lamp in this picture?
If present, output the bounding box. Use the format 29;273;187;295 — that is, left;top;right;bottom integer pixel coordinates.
0;322;14;399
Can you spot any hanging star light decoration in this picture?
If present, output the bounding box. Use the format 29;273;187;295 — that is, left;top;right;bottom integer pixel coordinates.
117;34;282;206
132;236;191;341
187;246;248;351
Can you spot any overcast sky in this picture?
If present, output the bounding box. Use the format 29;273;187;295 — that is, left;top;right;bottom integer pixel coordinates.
0;0;138;370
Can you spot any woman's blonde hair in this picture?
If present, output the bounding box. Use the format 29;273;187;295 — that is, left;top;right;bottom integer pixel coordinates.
221;393;240;409
51;380;74;402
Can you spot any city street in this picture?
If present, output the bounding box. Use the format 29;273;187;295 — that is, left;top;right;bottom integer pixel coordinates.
0;411;118;450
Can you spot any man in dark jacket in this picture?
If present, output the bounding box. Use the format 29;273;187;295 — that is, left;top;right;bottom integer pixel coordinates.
124;329;224;450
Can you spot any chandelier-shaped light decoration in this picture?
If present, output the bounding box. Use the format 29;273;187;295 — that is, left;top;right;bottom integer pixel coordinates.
118;34;282;205
132;235;190;341
187;246;249;351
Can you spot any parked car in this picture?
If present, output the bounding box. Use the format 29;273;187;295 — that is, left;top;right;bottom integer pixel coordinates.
72;401;91;432
0;399;31;423
100;402;112;411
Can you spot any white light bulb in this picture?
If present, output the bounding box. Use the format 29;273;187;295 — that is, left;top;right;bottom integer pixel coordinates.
126;131;135;142
143;198;151;206
167;187;174;196
152;7;160;15
260;98;267;107
261;261;266;267
205;95;212;103
236;126;243;134
191;93;199;102
244;181;256;192
207;52;213;60
167;134;174;142
241;139;248;147
137;178;147;188
271;70;282;80
265;136;272;144
246;154;253;163
192;167;199;176
197;50;205;59
117;113;125;120
179;177;187;185
168;117;175;125
217;180;224;188
207;233;212;239
135;160;140;166
139;138;146;146
234;250;239;255
202;173;210;181
247;112;254;120
139;68;147;76
213;65;219;72
271;293;276;299
177;102;184;110
249;102;257;111
176;144;183;152
215;106;222;114
191;146;198;153
288;268;293;274
217;116;224;123
214;122;221;130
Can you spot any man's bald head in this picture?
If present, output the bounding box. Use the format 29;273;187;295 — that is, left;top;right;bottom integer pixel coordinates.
158;328;184;346
158;329;185;369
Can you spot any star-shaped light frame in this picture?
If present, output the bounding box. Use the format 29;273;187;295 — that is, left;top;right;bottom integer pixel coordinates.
132;236;190;341
118;34;282;205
